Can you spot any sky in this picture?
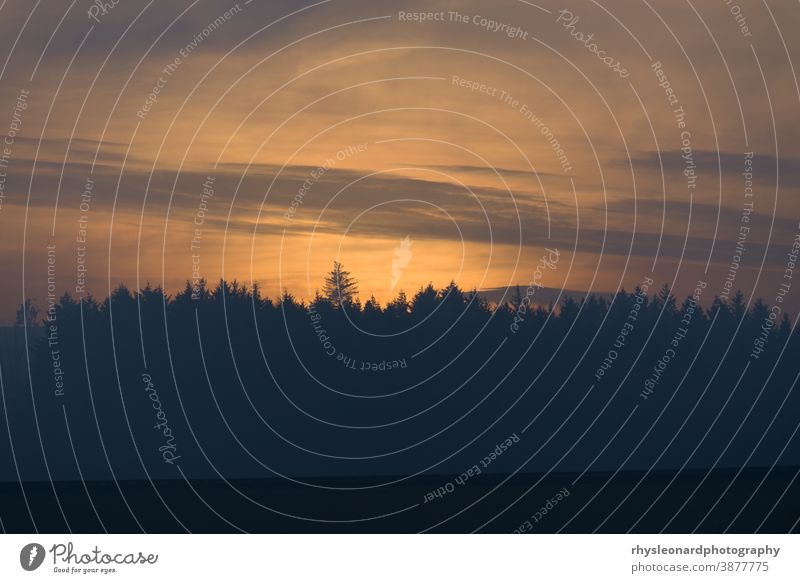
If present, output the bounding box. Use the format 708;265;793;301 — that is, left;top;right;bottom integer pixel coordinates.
0;0;799;322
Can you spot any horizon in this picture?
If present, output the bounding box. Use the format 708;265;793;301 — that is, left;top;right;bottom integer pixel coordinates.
9;271;792;328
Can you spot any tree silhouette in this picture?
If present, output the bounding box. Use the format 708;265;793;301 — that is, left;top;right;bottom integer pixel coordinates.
730;290;747;320
386;290;409;316
411;283;438;320
323;261;359;308
364;295;381;315
655;283;677;315
15;299;39;329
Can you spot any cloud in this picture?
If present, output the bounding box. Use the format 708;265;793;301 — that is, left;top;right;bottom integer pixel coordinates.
1;0;800;321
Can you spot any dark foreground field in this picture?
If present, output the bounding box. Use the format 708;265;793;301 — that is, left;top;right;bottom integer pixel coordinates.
2;468;798;533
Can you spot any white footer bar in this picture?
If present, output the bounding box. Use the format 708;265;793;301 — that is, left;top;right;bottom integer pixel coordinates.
1;534;797;582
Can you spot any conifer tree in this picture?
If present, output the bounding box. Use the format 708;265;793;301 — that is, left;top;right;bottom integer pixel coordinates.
323;261;358;307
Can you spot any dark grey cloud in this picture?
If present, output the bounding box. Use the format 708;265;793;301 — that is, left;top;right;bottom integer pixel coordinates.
623;149;799;187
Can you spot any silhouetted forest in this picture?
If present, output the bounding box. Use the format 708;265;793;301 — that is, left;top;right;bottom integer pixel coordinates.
1;267;800;531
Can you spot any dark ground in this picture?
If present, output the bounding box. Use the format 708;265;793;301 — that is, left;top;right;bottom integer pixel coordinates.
2;467;798;533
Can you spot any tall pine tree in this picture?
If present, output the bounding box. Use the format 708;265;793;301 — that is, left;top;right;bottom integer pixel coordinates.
323;261;358;307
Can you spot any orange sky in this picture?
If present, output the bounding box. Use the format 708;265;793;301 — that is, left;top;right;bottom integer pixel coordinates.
1;0;799;320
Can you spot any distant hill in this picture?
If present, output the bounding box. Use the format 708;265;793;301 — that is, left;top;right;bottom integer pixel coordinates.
478;286;614;307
